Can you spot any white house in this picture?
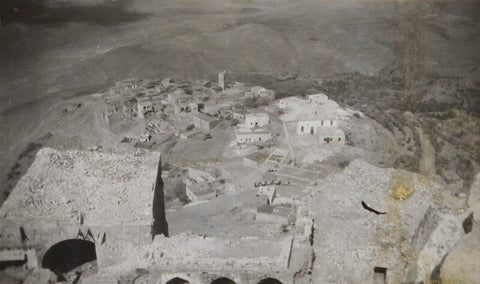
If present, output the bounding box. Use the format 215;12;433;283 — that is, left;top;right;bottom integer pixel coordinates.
245;113;270;128
296;115;338;135
235;127;272;144
318;128;345;146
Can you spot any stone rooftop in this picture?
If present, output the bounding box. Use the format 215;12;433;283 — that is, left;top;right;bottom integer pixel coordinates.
0;148;160;226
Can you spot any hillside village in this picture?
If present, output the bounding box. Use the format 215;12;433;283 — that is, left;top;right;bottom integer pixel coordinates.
94;72;350;209
0;73;477;284
99;72;345;155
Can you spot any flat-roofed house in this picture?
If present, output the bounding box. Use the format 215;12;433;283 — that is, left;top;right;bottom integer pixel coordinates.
245;113;270;128
296;114;338;135
257;185;277;205
255;205;295;224
137;95;164;118
318;128;345;146
174;102;199;115
235;127;272;144
123;98;138;118
193;113;216;132
232;110;247;120
202;101;231;115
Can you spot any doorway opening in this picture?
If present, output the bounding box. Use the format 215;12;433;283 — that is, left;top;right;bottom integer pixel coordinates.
373;267;387;284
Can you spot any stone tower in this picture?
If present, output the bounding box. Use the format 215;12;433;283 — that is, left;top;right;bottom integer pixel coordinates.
218;70;226;90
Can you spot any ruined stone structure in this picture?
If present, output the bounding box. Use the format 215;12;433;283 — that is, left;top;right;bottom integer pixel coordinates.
0;148;306;283
0;148;162;279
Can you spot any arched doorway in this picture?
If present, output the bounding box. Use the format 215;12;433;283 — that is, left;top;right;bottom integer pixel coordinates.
211;277;236;284
258;278;283;284
42;239;97;280
166;277;190;284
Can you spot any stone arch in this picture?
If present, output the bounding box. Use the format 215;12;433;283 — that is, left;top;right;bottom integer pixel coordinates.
258;278;283;284
166;277;190;284
211;277;236;284
42;239;97;280
161;273;197;284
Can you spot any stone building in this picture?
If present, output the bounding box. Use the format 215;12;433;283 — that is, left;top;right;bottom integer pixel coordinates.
174;102;199;114
296;115;338;135
231;110;247;120
105;99;122;116
202;101;231;115
257;185;277;205
0;148;167;279
167;89;191;105
218;70;226;90
306;93;329;105
123;98;138;117
137;95;164;118
235;127;272;144
245;113;270;128
318;128;345;146
193;113;216;132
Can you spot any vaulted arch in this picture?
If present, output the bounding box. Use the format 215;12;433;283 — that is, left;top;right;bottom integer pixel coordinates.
42;239;97;279
211;277;236;284
258;278;283;284
166;277;190;284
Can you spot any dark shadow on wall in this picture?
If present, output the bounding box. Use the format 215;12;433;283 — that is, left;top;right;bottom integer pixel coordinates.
151;155;169;238
42;239;97;280
258;278;283;284
211;277;236;284
166;277;190;284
